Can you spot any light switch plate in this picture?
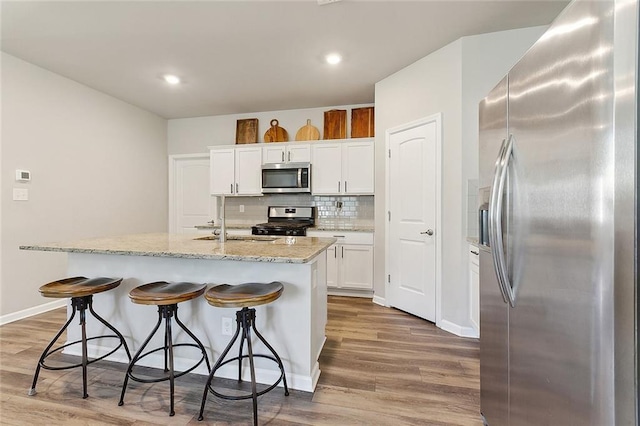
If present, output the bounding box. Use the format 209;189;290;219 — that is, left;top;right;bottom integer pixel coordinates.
13;188;29;201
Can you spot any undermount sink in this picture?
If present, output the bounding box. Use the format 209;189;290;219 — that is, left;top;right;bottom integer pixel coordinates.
194;235;280;243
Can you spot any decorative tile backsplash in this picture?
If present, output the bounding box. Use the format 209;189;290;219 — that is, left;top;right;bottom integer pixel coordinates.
223;194;374;226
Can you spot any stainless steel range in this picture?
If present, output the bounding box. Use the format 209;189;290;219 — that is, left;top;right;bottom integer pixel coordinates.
251;206;315;236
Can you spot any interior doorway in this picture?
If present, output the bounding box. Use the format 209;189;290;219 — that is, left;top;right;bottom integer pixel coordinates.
385;114;442;323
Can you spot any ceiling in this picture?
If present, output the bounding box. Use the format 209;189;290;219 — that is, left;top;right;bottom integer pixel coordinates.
1;1;569;119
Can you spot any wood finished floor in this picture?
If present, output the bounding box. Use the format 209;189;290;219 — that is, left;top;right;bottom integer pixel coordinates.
0;296;481;425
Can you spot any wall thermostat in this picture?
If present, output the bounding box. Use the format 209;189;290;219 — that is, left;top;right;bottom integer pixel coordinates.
15;170;31;182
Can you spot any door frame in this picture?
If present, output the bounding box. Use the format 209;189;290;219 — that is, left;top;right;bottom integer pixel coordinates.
385;113;443;326
168;153;213;233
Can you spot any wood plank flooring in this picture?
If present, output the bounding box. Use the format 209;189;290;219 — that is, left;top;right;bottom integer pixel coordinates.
0;296;481;425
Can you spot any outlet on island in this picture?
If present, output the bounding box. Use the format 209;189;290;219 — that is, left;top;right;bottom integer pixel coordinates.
239;205;245;213
222;317;233;335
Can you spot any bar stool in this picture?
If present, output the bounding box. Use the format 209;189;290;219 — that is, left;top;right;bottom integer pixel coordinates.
118;281;210;416
198;281;289;425
28;276;131;399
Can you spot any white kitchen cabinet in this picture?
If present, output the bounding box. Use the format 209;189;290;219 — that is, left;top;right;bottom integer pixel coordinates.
263;143;311;164
469;243;480;334
209;145;262;196
307;231;374;293
311;139;374;195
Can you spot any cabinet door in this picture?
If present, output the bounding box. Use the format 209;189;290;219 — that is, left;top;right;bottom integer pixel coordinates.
210;148;235;195
340;244;373;289
235;146;262;195
287;145;311;163
326;244;339;288
342;141;374;194
311;143;342;194
262;145;286;164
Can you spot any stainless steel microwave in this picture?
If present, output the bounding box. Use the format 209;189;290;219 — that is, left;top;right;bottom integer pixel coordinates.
261;162;311;193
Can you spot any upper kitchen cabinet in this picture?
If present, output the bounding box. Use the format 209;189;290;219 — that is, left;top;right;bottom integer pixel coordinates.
311;139;374;195
263;143;311;164
209;145;262;196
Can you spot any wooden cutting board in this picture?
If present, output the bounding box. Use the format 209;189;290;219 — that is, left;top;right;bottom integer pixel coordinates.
264;119;289;142
323;109;347;140
295;119;320;141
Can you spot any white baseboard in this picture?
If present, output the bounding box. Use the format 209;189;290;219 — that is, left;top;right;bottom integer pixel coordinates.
0;299;67;326
372;295;387;307
327;288;373;298
439;319;479;339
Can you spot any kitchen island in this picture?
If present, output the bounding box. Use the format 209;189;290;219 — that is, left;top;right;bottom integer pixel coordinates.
20;233;335;392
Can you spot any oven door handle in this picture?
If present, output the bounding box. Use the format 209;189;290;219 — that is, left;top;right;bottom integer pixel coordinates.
297;168;302;188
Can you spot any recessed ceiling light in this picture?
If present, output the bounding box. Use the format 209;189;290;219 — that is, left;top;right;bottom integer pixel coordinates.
325;53;342;65
163;74;181;85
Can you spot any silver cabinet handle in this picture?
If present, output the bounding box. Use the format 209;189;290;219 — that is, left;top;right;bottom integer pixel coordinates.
288;151;291;162
332;235;345;238
235;183;239;194
230;183;234;194
344;181;348;193
282;152;285;162
338;181;341;192
334;247;337;258
341;246;344;258
471;250;479;255
420;229;434;235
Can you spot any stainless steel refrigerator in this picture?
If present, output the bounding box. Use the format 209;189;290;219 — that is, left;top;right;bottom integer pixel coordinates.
478;0;638;424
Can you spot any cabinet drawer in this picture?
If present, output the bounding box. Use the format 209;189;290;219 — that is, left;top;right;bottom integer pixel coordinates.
307;230;373;245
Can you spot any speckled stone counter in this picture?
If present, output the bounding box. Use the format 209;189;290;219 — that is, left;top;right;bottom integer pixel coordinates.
20;233;332;392
21;232;336;264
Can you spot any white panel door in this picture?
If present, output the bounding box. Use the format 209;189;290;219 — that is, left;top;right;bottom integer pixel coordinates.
311;143;342;194
342;141;374;194
210;148;235;195
170;155;215;234
235;146;262;195
388;120;438;322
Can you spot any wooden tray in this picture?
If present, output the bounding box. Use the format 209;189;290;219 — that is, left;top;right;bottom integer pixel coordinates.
236;118;258;144
323;109;347;140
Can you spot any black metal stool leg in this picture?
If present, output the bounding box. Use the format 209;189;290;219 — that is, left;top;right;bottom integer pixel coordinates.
28;302;78;396
166;310;175;416
244;312;259;426
87;299;131;362
173;309;211;373
79;299;89;399
238;324;246;382
252;318;289;396
198;313;242;421
119;306;163;406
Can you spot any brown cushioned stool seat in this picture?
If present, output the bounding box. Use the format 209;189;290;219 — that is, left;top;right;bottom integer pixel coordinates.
28;276;131;399
198;282;288;426
119;281;210;417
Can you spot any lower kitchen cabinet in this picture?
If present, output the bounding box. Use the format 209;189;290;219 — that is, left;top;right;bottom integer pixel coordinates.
308;231;374;294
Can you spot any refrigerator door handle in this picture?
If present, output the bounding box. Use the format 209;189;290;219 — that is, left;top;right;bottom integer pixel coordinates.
494;134;517;307
488;137;509;303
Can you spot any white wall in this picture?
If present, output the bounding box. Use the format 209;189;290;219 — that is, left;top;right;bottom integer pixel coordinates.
168;103;373;154
374;26;546;331
1;53;168;319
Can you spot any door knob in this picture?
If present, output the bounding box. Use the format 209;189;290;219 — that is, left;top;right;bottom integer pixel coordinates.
420;229;434;236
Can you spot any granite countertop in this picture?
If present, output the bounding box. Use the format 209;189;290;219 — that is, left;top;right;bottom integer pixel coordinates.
20;233;336;264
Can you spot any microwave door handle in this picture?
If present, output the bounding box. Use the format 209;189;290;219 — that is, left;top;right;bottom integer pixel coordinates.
298;168;302;188
489;138;509;303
